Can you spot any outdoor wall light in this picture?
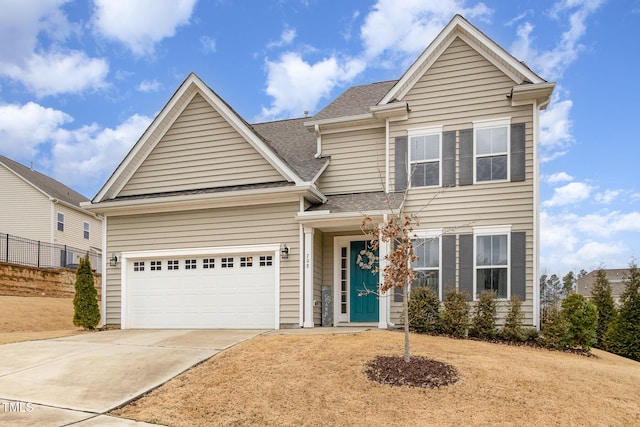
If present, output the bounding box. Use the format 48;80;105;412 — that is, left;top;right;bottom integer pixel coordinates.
281;244;289;259
109;254;118;267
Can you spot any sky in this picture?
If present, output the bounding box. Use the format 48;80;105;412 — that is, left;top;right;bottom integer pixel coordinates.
0;0;638;277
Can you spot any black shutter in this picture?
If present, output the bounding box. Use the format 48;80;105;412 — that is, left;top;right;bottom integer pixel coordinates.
442;131;456;187
459;129;473;186
511;231;526;300
395;136;408;191
510;123;525;182
441;235;456;295
459;234;473;300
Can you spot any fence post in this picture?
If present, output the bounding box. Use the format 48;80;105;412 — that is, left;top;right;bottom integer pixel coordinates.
63;245;67;268
5;233;8;263
37;240;41;268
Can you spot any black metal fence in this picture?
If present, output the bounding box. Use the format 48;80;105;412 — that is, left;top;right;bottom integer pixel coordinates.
0;232;102;274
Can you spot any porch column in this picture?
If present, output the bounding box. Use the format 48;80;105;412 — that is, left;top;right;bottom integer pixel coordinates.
378;224;389;329
303;226;315;328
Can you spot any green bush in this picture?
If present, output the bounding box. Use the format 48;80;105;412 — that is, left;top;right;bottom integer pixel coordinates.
73;255;100;330
501;295;526;342
540;305;571;350
561;293;597;351
606;263;640;361
441;289;469;338
469;290;498;339
408;286;441;334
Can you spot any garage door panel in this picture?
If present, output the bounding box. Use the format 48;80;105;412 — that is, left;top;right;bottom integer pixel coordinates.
126;253;276;329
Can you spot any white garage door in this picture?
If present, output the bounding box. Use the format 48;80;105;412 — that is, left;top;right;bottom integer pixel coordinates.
125;252;276;329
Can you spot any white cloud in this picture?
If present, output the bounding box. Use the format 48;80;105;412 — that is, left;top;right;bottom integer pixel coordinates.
92;0;197;56
267;28;297;49
260;52;366;120
539;92;573;162
543;181;593;207
360;0;492;65
199;35;216;53
0;102;72;161
50;114;152;197
510;0;605;80
594;189;621;205
545;172;573;183
137;79;161;93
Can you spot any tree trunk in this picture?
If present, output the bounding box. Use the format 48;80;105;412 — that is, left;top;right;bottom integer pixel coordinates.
404;284;410;362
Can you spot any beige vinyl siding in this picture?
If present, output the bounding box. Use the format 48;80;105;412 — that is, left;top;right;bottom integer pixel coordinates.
104;201;300;326
317;127;386;195
119;93;284;197
0;166;51;242
54;203;102;256
313;229;323;325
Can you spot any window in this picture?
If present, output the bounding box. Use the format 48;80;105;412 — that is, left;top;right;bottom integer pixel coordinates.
57;212;64;232
150;261;162;271
474;118;509;182
475;232;509;299
412;234;441;298
409;126;441;187
168;260;179;270
83;222;90;239
259;255;273;266
185;259;197;270
134;261;145;272
221;257;233;268
240;256;253;267
203;258;215;269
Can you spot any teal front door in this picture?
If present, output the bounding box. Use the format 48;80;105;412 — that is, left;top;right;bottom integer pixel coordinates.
350;241;379;322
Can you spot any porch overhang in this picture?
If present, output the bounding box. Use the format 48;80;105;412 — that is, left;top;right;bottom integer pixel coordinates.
295;210;389;232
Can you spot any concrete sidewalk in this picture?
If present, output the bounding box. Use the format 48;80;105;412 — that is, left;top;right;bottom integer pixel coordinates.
0;329;263;426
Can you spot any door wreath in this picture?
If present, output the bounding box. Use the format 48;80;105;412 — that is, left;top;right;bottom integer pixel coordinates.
356;249;377;270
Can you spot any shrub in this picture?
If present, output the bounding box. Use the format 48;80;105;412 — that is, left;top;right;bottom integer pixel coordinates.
606;262;640;361
408;286;441;334
441;289;469;338
501;295;526;342
590;268;618;349
73;255;100;330
540;305;570;350
561;293;597;351
469;290;498;339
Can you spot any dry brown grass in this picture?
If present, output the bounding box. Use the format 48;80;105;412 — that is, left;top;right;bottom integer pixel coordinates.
113;330;640;427
0;295;84;344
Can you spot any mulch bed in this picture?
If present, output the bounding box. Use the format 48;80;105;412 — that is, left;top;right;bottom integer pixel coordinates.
364;355;459;388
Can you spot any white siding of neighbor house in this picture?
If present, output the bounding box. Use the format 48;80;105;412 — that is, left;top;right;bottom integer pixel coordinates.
386;37;536;325
0;166;51;242
119;93;284;197
104;201;300;327
53;203;102;258
317;127;386;195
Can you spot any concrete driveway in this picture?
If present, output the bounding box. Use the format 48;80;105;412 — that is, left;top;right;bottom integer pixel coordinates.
0;329;264;426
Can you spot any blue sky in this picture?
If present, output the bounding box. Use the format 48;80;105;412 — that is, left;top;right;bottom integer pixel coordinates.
0;0;638;276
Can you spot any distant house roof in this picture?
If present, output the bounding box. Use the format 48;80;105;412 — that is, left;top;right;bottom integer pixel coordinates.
576;269;628;301
312;80;398;121
0;155;88;207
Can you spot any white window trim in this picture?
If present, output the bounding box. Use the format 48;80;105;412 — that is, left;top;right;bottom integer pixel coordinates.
83;221;90;240
57;212;65;232
473;117;511;184
472;225;512;301
412;229;443;300
408;125;443;188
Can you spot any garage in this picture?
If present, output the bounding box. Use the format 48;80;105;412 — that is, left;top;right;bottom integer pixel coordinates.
122;247;278;329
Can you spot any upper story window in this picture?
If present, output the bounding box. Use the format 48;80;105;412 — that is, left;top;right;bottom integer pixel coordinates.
408;126;442;187
83;222;90;239
57;212;64;232
474;227;510;299
474;118;510;183
411;231;442;299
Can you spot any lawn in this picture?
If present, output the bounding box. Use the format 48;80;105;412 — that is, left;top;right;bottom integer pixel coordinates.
113;329;640;427
0;295;84;344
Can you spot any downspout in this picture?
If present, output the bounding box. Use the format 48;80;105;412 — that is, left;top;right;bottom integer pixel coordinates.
314;124;322;158
385;118;390;193
299;224;304;327
101;215;108;327
533;100;540;330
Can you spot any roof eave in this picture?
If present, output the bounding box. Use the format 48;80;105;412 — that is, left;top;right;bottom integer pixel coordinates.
511;82;556;110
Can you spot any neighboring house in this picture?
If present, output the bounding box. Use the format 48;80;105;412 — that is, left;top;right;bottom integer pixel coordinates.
85;15;554;330
0;155;103;269
576;269;628;306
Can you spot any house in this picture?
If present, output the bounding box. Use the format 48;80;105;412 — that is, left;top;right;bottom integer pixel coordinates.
0;155;103;270
576;269;628;306
85;15;554;330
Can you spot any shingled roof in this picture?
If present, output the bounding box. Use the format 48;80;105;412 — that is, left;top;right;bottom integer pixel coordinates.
312;80;398;121
0;155;88;206
251;118;327;182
